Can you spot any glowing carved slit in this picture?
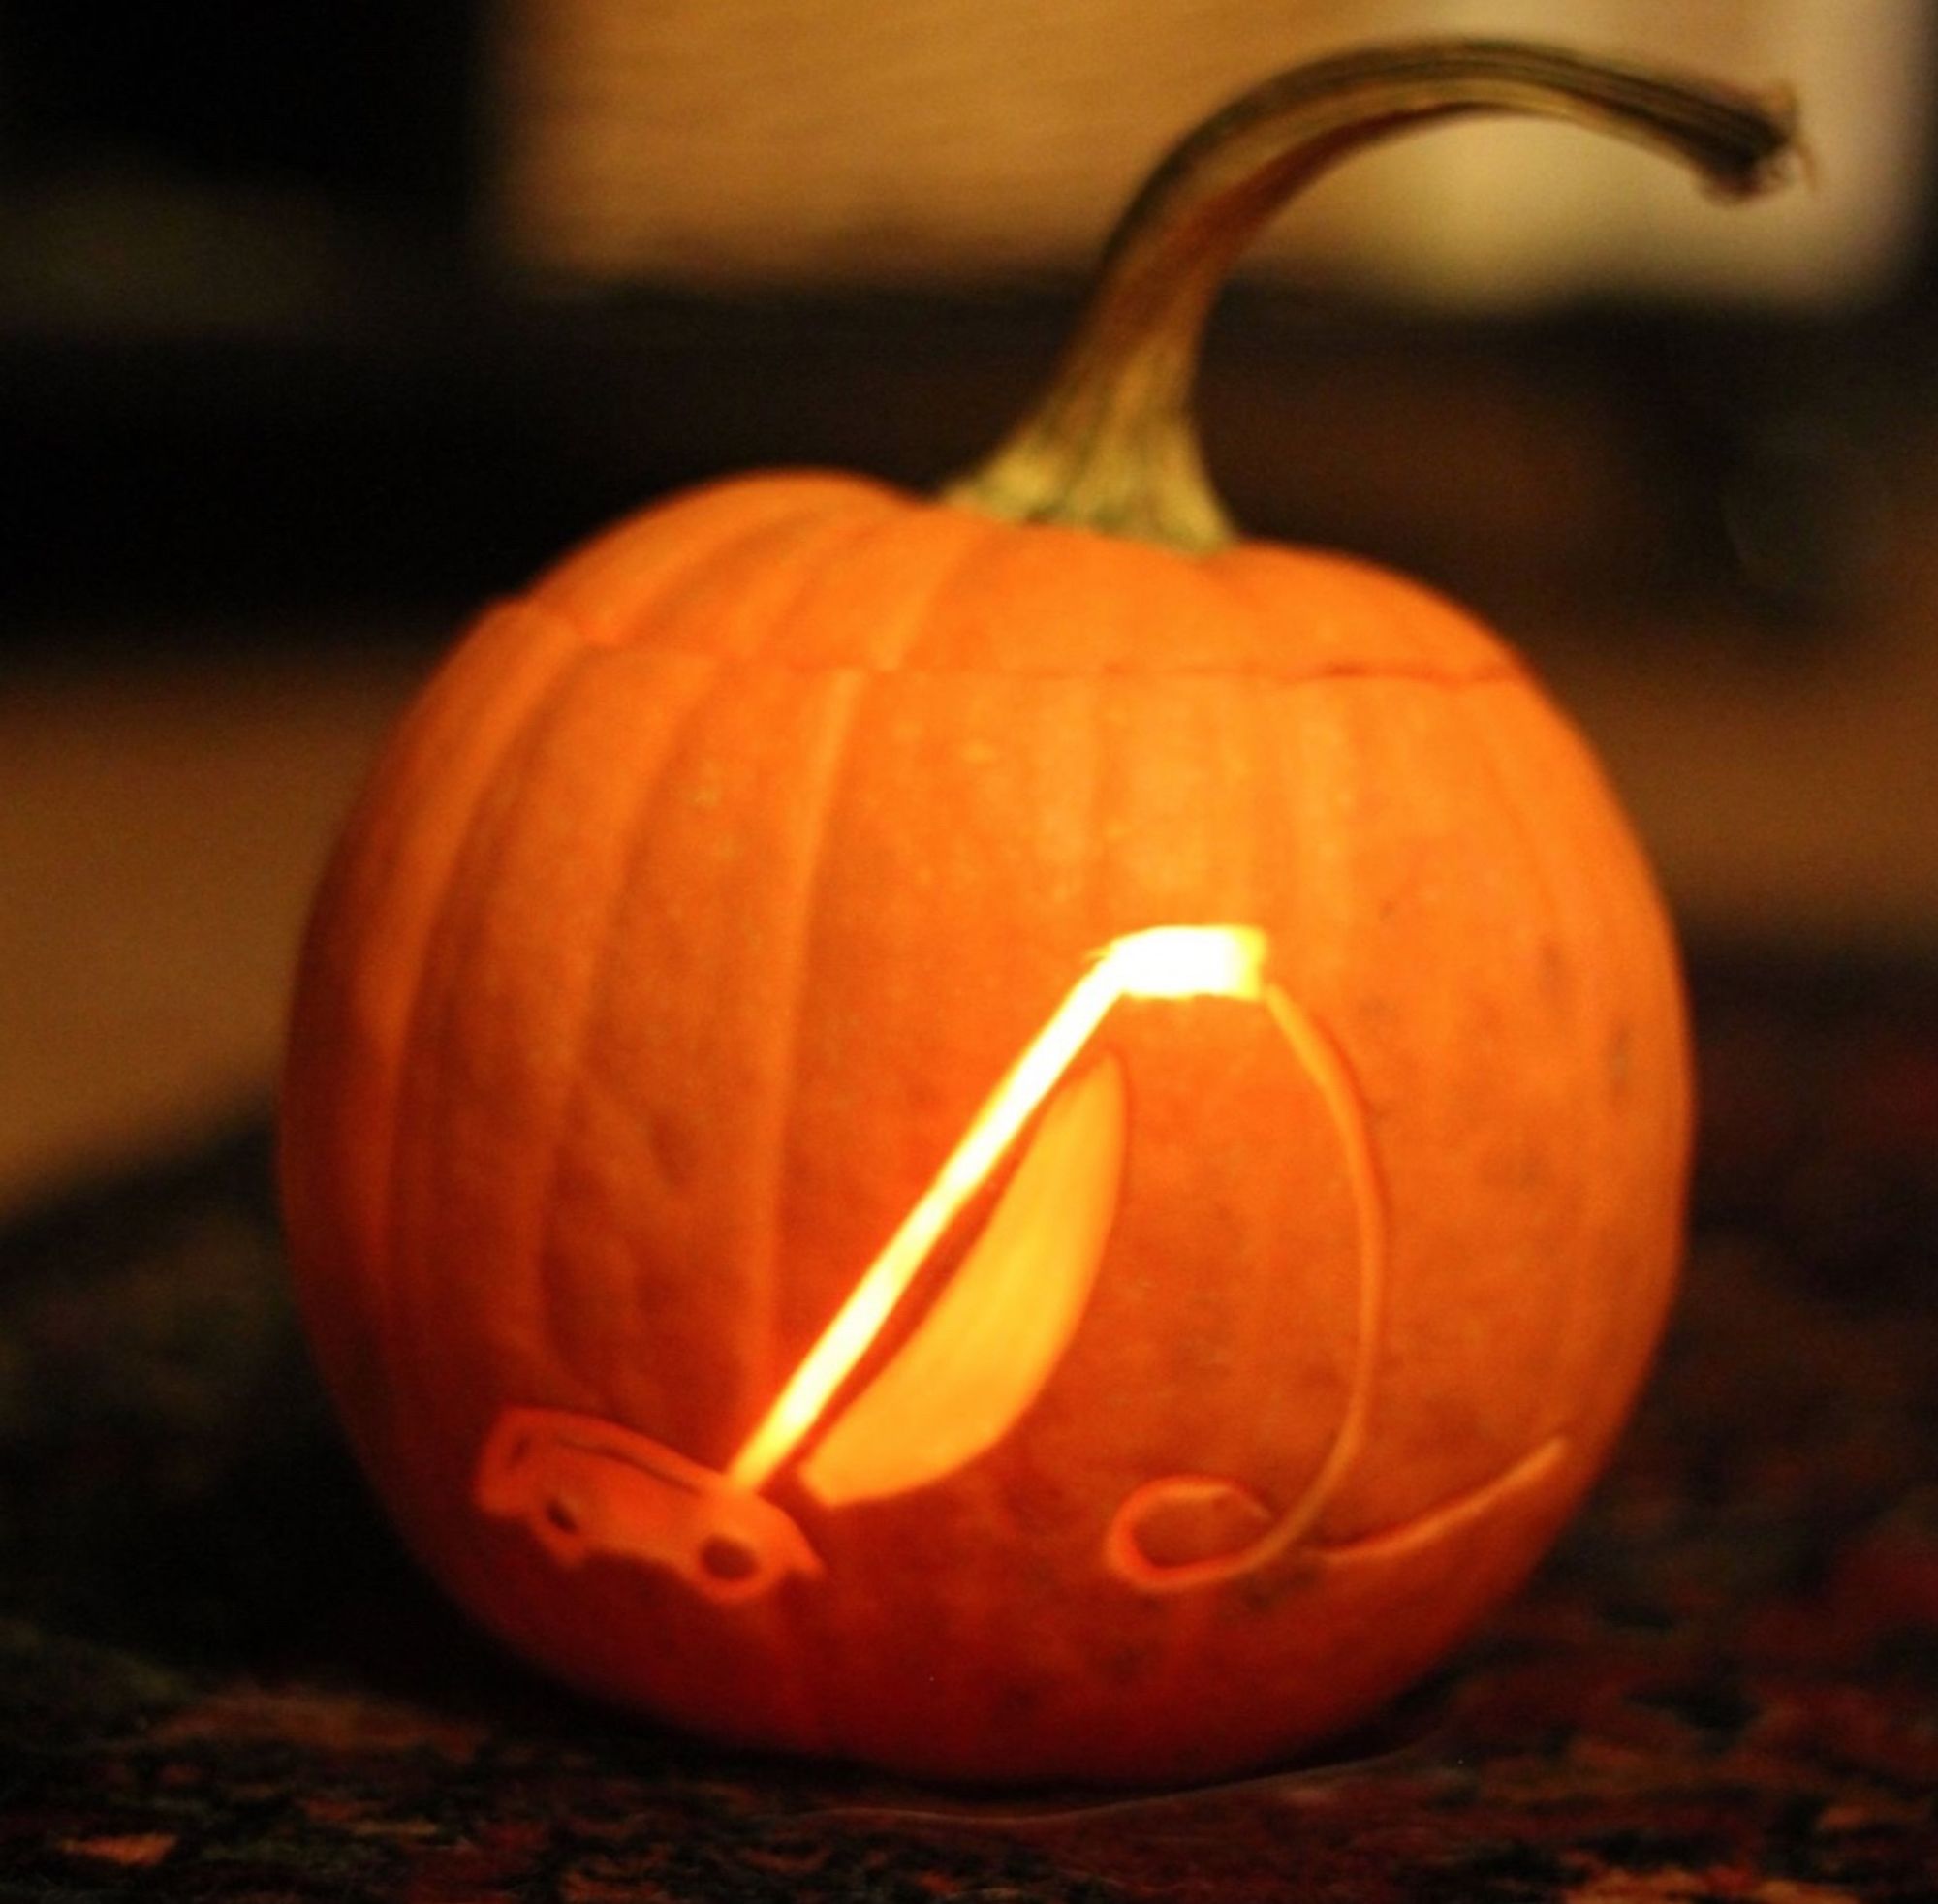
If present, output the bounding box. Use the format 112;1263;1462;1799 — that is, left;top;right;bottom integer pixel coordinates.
476;926;1262;1599
475;923;1553;1607
726;926;1266;1495
795;1054;1128;1507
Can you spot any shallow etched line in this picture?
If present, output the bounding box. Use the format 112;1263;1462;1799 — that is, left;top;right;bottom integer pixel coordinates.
1312;1433;1569;1572
1102;974;1391;1596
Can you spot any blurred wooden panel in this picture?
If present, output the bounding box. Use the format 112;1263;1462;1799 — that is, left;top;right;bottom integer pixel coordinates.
0;642;425;1218
491;0;1931;306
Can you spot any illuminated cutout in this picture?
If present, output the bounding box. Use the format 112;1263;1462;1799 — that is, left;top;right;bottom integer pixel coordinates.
475;923;1561;1606
727;926;1266;1494
796;1055;1128;1508
476;1406;823;1603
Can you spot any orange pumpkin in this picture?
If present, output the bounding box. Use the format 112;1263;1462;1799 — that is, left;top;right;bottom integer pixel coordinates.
281;43;1794;1784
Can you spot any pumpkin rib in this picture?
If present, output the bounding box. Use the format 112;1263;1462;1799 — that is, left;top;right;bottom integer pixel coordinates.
369;500;838;1378
660;510;1008;1753
1225;675;1321;1463
519;648;743;1410
755;679;897;1762
372;641;615;1520
1230;678;1392;1556
754;519;1011;1314
373;504;862;1496
714;505;1008;1381
533;474;895;644
756;497;1007;673
518;502;926;1437
1208;540;1528;684
756;509;1030;1723
1453;682;1683;1481
1482;692;1692;1451
579;651;866;1762
358;629;613;1381
610;488;911;664
281;601;593;1474
1444;677;1593;1473
1266;684;1436;1541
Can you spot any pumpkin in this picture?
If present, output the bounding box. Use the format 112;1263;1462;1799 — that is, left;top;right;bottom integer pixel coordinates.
281;42;1795;1785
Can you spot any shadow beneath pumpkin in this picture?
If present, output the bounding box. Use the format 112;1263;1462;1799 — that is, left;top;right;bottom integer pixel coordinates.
796;1680;1464;1824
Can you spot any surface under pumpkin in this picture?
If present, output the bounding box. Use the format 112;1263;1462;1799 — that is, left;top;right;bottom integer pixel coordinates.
279;43;1793;1783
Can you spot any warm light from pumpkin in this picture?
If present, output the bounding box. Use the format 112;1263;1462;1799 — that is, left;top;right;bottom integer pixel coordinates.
729;922;1267;1493
476;922;1378;1598
282;41;1797;1783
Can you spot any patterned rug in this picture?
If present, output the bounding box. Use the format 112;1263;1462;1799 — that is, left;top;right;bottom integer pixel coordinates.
3;953;1934;1900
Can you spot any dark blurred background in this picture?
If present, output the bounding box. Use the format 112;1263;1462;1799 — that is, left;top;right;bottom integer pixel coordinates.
4;0;1937;1218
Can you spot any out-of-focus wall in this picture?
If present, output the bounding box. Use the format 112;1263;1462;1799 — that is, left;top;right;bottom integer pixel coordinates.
494;0;1931;307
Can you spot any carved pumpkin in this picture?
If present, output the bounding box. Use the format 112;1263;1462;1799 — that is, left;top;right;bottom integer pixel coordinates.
281;43;1794;1783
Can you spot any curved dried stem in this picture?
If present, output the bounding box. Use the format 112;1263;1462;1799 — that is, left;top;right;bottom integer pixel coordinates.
946;39;1797;552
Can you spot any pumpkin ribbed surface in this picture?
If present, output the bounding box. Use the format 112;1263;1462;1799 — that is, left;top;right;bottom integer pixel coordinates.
282;472;1688;1781
283;41;1790;1782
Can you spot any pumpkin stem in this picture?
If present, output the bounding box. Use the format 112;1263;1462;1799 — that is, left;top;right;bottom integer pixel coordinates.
945;39;1797;553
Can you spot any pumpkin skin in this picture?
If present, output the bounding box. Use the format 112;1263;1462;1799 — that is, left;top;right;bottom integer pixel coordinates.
281;42;1793;1783
281;466;1691;1782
